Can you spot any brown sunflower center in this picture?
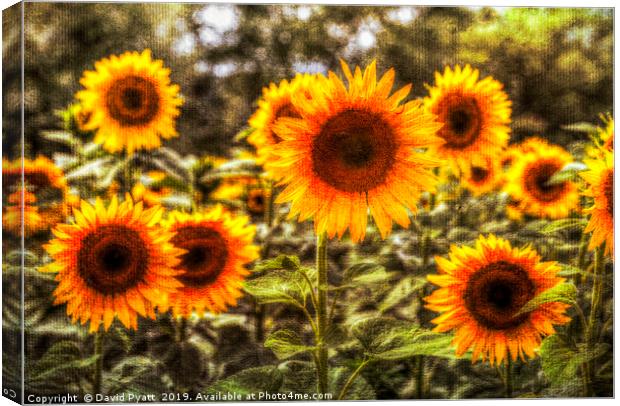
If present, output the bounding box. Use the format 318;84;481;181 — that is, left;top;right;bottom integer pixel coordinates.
172;226;228;288
247;190;265;214
470;166;489;183
78;225;148;295
464;260;535;330
604;169;613;217
311;109;397;193
438;95;482;149
523;161;566;203
4;171;53;193
106;75;160;126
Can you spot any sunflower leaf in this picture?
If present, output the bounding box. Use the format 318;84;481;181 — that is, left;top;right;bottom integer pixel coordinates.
264;329;315;360
253;254;301;272
234;126;256;141
335;263;392;289
65;157;114;180
244;264;313;306
205;365;283;395
546;162;587;185
540;335;610;386
557;264;600;279
277;361;375;399
561;122;599;134
41;130;80;148
516;282;576;316
378;276;427;313
28;340;99;384
350;317;459;360
97;160;126;190
540;218;588;234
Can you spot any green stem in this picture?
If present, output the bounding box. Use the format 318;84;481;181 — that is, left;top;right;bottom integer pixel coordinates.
337;359;369;400
415;355;425;398
577;233;589;286
123;152;133;194
584;245;605;396
504;356;513;398
177;317;188;343
315;232;329;394
264;181;275;227
254;301;265;342
93;331;104;394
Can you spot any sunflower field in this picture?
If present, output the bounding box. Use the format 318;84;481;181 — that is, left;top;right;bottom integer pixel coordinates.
1;3;614;403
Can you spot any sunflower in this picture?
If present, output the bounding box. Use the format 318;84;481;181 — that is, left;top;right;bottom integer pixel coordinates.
76;49;183;154
3;156;68;193
2;157;70;235
40;196;184;332
3;191;46;237
268;60;443;242
581;150;614;256
162;206;259;317
599;114;614;151
210;179;250;201
130;183;171;208
425;234;571;365
246;187;270;215
587;113;614;158
424;65;511;172
248;73;318;164
63;103;93;134
129;171;173;208
462;155;501;196
504;143;579;219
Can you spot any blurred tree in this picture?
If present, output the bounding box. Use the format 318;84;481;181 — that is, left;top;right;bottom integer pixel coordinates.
2;4;612;158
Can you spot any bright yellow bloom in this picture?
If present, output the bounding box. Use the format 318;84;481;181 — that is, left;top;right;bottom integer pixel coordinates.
461;155;502;196
504;143;579;219
162;206;259;317
425;234;571;366
268;60;443;242
581;151;614;256
76;49;182;154
248;73;319;164
586;113;614;159
41;196;184;332
424;65;511;173
2;157;70;236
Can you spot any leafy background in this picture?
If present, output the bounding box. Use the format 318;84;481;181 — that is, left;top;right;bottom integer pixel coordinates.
1;3;613;402
2;4;613;158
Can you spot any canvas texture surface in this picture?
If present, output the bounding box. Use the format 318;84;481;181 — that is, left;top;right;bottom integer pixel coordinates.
1;2;614;403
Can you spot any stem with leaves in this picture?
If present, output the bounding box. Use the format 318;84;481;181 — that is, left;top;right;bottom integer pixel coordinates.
264;180;276;227
93;331;104;395
504;356;513;398
315;232;329;394
338;358;370;400
583;245;605;396
122;152;133;194
255;180;276;342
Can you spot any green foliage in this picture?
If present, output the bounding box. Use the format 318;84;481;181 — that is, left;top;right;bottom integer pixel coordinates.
541;335;610;387
207;361;375;400
351;317;459;360
378;276;427;313
264;330;315;360
106;356;166;396
27;341;98;393
516;283;577;316
540;218;588;234
546;162;587;185
206;366;283;395
337;263;393;289
244;255;314;307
